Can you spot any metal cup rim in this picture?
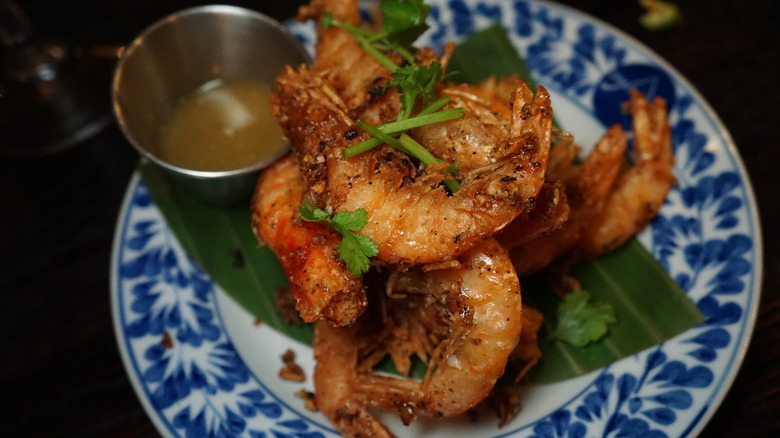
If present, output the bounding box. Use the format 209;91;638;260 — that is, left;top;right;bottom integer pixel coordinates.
111;4;309;180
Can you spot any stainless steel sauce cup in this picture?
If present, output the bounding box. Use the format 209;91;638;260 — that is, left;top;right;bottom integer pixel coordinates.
112;5;310;206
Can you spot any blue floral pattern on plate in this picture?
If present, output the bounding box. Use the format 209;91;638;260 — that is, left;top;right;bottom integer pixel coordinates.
111;1;761;437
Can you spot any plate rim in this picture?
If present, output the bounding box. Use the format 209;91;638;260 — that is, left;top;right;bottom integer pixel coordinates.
110;0;765;436
110;170;179;437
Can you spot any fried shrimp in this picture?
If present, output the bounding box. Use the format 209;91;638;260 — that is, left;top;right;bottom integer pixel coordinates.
313;238;523;436
255;0;676;434
297;0;386;113
273;65;553;265
270;0;555;266
313;321;397;438
575;89;675;258
251;154;366;326
411;77;535;170
503;124;628;275
502;89;673;274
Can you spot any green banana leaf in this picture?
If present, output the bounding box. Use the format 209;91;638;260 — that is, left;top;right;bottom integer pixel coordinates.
137;23;703;384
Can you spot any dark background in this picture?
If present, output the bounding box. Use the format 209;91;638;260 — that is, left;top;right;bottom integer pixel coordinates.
1;0;778;436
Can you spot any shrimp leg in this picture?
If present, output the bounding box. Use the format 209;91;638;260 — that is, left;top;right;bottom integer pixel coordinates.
313;321;397;438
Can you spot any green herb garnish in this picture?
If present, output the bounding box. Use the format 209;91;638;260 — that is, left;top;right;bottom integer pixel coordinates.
380;0;431;48
298;200;379;276
323;0;462;191
355;121;461;193
323;0;430;68
342;102;462;157
388;60;443;120
554;289;617;347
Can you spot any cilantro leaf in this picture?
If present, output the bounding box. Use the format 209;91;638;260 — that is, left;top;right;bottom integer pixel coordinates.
299;201;330;221
554;289;617;347
337;232;378;276
331;209;369;232
298;201;378;276
387;62;443;119
380;0;431;48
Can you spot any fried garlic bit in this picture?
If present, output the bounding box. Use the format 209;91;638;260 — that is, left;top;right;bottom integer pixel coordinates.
279;349;306;382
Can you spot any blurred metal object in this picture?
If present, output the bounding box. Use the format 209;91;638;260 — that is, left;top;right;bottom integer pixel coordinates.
111;4;310;206
0;0;111;158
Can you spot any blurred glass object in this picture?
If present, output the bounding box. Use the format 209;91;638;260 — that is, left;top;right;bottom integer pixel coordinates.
0;0;110;158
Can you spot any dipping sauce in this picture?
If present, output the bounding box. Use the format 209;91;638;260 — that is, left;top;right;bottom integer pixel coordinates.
158;79;286;172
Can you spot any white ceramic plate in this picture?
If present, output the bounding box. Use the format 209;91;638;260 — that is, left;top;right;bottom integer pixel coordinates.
111;0;763;436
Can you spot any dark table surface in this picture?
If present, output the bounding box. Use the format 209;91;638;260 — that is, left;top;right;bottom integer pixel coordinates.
1;0;778;436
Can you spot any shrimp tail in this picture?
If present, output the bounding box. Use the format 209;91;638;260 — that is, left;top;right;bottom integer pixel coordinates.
575;89;675;257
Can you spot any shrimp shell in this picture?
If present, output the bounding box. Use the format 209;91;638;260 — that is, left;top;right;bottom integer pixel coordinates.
313;238;524;435
575;89;675;257
251;154;366;326
273;64;553;266
503;89;673;274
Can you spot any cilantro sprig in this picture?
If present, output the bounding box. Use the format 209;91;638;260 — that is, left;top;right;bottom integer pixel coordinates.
355;121;461;193
322;0;430;68
323;0;462;192
554;290;617;347
298;200;379;276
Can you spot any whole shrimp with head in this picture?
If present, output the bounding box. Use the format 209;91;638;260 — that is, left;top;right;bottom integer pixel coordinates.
313;238;524;437
500;89;675;274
